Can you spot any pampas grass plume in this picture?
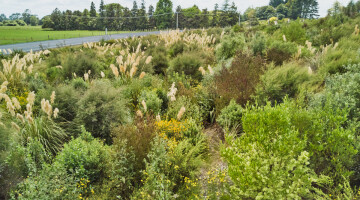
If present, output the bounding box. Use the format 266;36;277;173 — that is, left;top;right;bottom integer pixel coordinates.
177;106;186;120
139;72;146;79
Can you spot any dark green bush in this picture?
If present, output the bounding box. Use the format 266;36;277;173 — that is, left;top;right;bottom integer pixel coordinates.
255;62;310;104
138;89;163;115
169;41;185;58
76;80;130;143
215;33;245;60
148;45;168;74
61;51;103;80
281;20;307;44
266;40;297;65
217;100;243;131
251;32;267;56
168;52;205;81
53;84;82;135
56;127;110;182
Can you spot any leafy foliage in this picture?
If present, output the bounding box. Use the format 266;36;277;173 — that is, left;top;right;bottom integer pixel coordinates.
76;80;130;143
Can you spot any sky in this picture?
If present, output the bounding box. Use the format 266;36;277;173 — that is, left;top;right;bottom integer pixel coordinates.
0;0;353;18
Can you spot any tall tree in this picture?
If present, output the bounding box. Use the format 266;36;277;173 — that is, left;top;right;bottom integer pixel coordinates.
122;8;132;30
288;0;319;19
138;0;147;30
154;0;173;29
174;5;185;29
131;1;139;30
30;15;39;26
9;13;21;20
90;2;97;17
228;2;239;26
199;8;210;28
81;9;90;30
22;9;32;25
269;0;285;7
182;5;201;28
276;4;289;19
148;5;156;29
211;3;219;27
98;0;106;29
0;14;6;22
220;0;230;26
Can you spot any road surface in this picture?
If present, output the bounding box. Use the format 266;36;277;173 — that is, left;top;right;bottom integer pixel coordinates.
0;31;160;54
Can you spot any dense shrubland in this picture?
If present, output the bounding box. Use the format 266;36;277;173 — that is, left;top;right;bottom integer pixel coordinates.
2;12;360;199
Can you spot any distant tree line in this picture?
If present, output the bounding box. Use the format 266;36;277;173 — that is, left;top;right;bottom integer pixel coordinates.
242;0;319;22
327;0;360;18
0;9;40;26
1;0;337;30
40;0;241;31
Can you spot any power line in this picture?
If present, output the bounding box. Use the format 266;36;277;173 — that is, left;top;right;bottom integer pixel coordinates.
60;11;226;20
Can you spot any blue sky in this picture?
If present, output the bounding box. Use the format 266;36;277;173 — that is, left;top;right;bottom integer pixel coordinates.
0;0;352;18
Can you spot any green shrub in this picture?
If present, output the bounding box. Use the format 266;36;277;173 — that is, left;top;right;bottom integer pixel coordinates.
53;84;81;135
281;20;307;44
266;40;297;65
111;116;156;187
310;64;360;184
215;33;245;60
148;45;169;74
167;96;202;123
71;78;89;90
139;89;163;115
169;41;185;58
232;24;242;33
56;127;110;182
255;62;310;104
105;140;136;199
11;162;80;200
76;80;130;143
61;51;103;80
214;51;265;109
133;136;206;199
217;100;243;131
320;35;360;75
251;32;267;56
221;99;356;198
122;75;164;111
168;52;205;81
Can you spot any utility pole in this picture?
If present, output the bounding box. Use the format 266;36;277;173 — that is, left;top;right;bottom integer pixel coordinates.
238;13;241;26
176;12;179;29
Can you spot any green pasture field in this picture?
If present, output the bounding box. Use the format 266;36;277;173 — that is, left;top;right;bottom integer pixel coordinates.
0;26;129;45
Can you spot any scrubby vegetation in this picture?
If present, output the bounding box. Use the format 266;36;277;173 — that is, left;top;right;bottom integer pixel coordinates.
2;10;360;199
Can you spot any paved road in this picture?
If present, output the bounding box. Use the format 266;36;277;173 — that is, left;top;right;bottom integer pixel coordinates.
0;31;160;54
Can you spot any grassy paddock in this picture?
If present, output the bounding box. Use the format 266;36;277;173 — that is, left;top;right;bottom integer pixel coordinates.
0;26;130;45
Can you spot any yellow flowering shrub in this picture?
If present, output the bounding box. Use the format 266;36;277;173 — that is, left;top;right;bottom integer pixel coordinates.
156;119;187;141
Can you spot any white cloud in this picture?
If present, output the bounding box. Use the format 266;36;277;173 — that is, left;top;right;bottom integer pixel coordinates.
0;0;352;18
